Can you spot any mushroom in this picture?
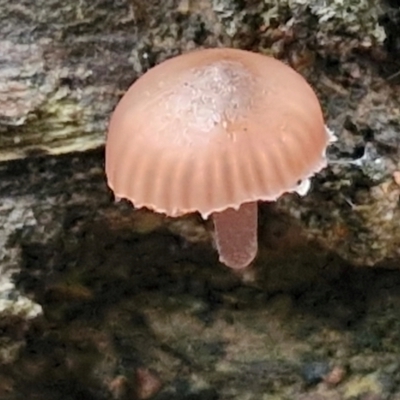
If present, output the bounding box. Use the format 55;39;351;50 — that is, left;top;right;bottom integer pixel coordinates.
105;48;333;269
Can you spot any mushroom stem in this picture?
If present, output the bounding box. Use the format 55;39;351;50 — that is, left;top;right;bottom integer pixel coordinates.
212;202;258;269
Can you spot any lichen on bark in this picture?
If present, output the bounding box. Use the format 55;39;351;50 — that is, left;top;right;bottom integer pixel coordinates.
213;0;386;48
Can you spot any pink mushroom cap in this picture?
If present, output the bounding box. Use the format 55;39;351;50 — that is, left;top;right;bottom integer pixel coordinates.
105;48;330;269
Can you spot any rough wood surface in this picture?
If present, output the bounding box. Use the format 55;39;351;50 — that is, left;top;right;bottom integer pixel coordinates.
2;0;400;267
0;0;223;160
2;149;400;400
2;1;400;398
